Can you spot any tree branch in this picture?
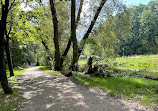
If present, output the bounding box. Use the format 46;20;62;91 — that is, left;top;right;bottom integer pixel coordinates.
8;0;16;11
78;0;107;56
76;0;83;27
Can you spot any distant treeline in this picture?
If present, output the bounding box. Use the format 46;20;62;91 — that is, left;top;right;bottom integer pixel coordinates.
119;0;158;56
84;0;158;57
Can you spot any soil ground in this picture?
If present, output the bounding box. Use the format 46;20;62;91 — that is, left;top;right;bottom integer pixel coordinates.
18;67;156;111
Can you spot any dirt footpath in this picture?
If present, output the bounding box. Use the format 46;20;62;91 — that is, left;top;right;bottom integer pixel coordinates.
18;67;156;111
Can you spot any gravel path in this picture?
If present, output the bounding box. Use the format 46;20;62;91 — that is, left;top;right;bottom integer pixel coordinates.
18;67;156;111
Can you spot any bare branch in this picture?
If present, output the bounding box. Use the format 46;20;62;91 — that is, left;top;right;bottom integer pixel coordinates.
76;0;83;27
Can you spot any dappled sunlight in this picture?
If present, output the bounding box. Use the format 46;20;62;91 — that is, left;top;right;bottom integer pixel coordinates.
45;103;55;109
22;89;44;99
18;67;148;111
74;75;158;107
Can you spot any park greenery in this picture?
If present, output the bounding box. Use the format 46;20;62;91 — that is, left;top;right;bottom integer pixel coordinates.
0;68;26;111
0;0;158;109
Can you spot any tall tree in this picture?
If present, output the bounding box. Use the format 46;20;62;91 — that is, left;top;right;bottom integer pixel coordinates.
49;0;61;71
0;0;13;94
61;0;107;71
119;1;158;56
5;27;14;77
61;0;83;70
71;0;79;71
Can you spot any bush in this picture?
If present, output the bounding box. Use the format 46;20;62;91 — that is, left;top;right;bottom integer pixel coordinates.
78;61;87;72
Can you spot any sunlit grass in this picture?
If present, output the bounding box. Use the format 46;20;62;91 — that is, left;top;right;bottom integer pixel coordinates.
78;55;158;78
38;66;62;76
72;75;158;106
0;68;26;111
39;65;158;106
111;55;158;78
78;61;87;72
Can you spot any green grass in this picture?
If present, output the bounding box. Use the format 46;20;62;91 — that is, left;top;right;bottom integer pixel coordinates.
78;56;158;78
110;55;158;78
38;66;62;76
38;65;158;106
72;75;158;106
0;68;26;111
78;61;87;72
77;55;158;106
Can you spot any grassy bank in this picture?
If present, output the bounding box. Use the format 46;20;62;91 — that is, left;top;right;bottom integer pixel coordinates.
111;55;158;78
72;74;158;106
76;55;158;106
0;68;26;111
38;66;62;76
78;55;158;78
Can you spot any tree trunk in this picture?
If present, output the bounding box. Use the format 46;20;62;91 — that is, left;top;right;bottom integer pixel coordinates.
84;56;93;74
0;0;13;94
49;0;61;71
76;0;83;25
60;0;84;69
60;39;71;67
41;40;49;52
71;0;79;71
41;40;53;68
0;62;13;94
36;61;40;66
41;40;53;60
78;0;107;58
61;0;106;69
5;33;14;77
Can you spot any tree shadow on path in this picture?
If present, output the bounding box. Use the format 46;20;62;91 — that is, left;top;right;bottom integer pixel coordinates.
17;67;148;111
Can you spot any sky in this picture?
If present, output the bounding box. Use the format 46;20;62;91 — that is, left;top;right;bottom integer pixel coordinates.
123;0;154;6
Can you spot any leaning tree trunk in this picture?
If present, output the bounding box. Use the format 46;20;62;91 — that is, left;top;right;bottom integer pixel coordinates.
42;40;52;59
41;40;53;68
78;0;107;59
0;0;13;94
49;0;61;71
71;0;79;71
5;33;14;77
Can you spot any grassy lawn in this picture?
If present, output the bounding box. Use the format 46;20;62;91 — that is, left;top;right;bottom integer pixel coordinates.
110;55;158;78
72;74;158;106
38;66;62;76
0;68;26;111
78;55;158;78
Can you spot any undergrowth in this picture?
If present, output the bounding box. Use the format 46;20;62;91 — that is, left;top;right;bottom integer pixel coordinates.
0;68;26;111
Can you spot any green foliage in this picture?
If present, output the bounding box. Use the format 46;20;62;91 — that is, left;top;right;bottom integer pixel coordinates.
26;1;71;68
72;75;158;106
84;8;132;58
119;0;158;56
78;60;87;72
0;68;26;111
10;40;38;66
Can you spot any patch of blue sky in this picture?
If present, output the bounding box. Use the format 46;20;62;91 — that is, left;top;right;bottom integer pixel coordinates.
123;0;154;6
